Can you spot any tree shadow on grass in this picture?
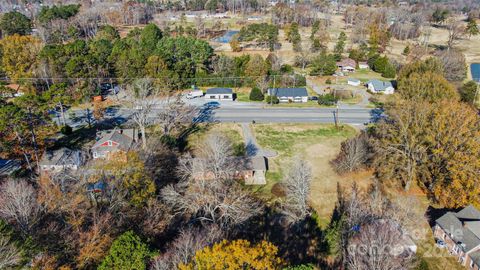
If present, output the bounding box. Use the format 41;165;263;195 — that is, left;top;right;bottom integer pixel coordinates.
233;207;339;269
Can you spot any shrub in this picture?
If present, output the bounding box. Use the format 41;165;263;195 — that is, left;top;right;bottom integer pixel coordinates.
382;63;396;78
233;142;246;156
265;95;279;104
98;231;150;270
333;89;353;100
60;125;72;135
318;93;338;106
326;78;332;84
249;87;264;101
459;81;478;103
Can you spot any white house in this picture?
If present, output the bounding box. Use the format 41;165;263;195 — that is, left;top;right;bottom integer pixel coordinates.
367;80;395;94
267;87;309;103
358;62;369;69
205;88;234;101
347;78;361;86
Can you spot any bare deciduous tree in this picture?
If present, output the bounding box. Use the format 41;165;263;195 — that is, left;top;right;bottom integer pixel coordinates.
337;183;417;270
282;158;312;223
141;199;173;237
435;49;467;82
157;97;197;137
150;225;223;270
0;235;21;269
331;133;369;174
0;179;41;234
130;79;157;150
346;219;414;270
163;134;263;228
446;18;465;50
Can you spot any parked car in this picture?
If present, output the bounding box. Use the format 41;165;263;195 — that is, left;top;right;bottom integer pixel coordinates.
309;96;319;101
435;239;446;248
204;101;220;108
186;90;204;99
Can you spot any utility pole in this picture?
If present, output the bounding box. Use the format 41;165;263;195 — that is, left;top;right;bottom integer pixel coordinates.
474;79;479;107
334;103;339;129
270;74;276;106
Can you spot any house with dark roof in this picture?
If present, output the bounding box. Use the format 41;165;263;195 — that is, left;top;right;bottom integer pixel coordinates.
366;80;395;94
91;128;139;159
267;88;309;103
0;159;22;177
434;205;480;269
336;58;356;72
205;88;234;101
39;148;84;173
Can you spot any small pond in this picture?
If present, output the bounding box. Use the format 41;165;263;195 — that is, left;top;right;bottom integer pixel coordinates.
471;63;480;82
213;30;239;43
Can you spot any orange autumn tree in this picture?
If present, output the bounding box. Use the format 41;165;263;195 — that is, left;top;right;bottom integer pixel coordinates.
179;239;284;270
374;99;480;208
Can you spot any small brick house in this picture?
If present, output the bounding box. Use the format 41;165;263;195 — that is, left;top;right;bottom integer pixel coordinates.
434;205;480;269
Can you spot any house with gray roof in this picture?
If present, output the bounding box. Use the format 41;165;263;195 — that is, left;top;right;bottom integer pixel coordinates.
91;128;139;159
39;147;84;173
434;205;480;269
242;156;268;185
366;80;395;94
0;159;21;177
267;87;308;103
205;88;234;101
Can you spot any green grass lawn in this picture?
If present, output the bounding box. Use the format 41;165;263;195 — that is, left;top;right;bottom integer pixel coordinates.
347;69;385;83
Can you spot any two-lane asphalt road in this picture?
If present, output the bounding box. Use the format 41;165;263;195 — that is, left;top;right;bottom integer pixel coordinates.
213;107;372;125
58;101;374;128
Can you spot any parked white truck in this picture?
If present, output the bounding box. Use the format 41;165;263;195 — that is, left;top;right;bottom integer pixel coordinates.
186;89;204;99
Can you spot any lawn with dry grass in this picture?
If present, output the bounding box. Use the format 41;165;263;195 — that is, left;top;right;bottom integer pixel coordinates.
251;123;373;222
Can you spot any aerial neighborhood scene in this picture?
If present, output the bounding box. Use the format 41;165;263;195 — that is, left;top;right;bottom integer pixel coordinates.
1;0;480;269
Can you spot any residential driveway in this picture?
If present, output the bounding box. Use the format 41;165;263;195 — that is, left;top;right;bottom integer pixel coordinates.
241;123;277;157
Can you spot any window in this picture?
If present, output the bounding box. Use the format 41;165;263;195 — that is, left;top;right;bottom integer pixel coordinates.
223;95;229;99
470;259;474;268
210;95;215;99
108;141;112;146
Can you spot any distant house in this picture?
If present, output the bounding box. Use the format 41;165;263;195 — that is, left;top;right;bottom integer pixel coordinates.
1;84;25;98
366;80;395;94
267;87;309;103
0;159;22;177
39;148;84;173
239;156;268;185
336;58;356;72
205;88;234;101
91;128;139;159
434;205;480;269
347;78;361;86
192;156;268;185
358;62;369;69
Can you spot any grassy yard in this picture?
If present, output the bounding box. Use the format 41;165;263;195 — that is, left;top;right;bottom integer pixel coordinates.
251;123;372;219
186;123;243;152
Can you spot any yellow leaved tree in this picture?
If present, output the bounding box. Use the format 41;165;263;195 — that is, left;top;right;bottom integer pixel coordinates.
179;239;284;270
0;34;42;83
